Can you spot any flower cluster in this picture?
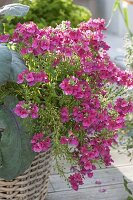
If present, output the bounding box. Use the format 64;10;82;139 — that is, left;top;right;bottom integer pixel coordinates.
31;133;51;152
63;136;117;190
11;20;133;88
60;135;79;147
17;69;49;86
7;19;133;190
114;98;133;116
59;76;91;99
13;101;39;119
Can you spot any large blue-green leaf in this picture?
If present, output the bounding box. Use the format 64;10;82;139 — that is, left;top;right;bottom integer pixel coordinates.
0;3;29;17
0;96;36;180
0;44;27;85
10;50;27;82
0;44;12;85
128;130;133;137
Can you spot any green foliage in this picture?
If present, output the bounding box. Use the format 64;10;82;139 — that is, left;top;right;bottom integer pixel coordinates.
6;0;91;32
0;3;29;34
113;0;120;11
0;96;35;180
0;44;27;85
127;196;133;200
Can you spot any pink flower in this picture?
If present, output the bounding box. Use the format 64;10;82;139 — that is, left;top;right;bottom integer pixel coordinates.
13;101;39;119
99;188;106;193
17;73;24;84
30;104;39;119
31;133;44;144
25;72;35;83
95;180;102;185
21;48;27;55
68;136;79;147
69;173;83;191
17;70;49;86
42;138;51;151
32;141;44;152
39;71;50;83
84;161;92;170
87;172;93;178
31;133;51;153
60;136;68;145
0;34;10;42
59;78;73;95
60;107;69;123
13;101;29;118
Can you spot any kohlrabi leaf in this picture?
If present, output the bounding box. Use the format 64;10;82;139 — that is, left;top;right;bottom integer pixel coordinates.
0;44;12;85
10;50;27;82
128;130;133;137
0;97;35;180
0;3;29;17
0;44;27;85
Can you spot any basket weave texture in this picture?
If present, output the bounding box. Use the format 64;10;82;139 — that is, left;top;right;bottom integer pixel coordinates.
0;150;51;200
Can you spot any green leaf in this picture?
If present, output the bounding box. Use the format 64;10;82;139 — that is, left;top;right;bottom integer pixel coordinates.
123;7;129;28
0;4;29;17
0;97;36;180
113;0;120;11
123;176;133;195
0;22;4;34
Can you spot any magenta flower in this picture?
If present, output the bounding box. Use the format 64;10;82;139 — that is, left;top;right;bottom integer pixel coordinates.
60;136;68;145
68;136;79;147
0;34;10;42
13;101;29;118
60;107;69;123
31;133;51;153
30;104;39;119
31;133;44;144
69;173;83;191
17;73;24;84
17;70;49;86
13;101;39;119
25;72;35;83
95;180;102;185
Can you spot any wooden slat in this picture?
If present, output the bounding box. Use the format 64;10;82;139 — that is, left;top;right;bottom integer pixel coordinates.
47;183;133;200
48;182;55;193
48;149;133;199
111;150;133;167
49;165;133;192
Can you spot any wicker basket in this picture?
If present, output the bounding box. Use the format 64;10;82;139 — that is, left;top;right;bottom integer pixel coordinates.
0;150;51;200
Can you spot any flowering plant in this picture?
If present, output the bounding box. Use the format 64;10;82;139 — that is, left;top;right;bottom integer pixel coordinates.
0;18;133;190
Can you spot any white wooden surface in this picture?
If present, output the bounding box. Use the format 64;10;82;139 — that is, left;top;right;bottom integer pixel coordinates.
47;150;133;200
